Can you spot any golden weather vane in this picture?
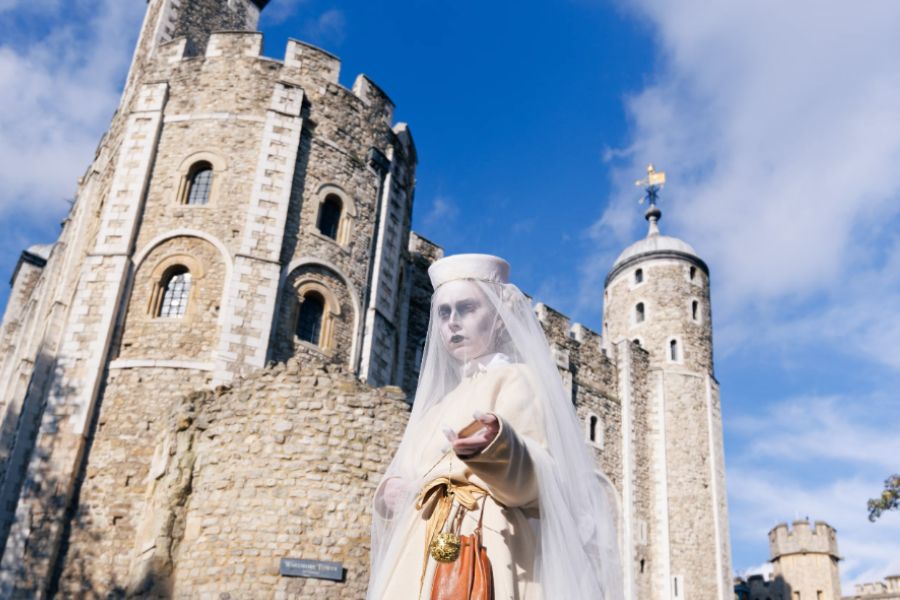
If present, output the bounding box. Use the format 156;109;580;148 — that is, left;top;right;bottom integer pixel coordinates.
635;164;666;205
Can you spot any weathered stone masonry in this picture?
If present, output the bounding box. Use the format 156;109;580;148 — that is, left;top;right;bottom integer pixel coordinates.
0;1;733;598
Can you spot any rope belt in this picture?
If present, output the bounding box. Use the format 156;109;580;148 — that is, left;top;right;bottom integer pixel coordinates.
415;477;489;595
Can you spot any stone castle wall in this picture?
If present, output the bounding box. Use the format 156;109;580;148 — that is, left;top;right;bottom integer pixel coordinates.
58;359;409;598
116;236;227;363
0;13;416;594
0;2;734;598
769;520;841;600
604;249;731;600
604;259;712;372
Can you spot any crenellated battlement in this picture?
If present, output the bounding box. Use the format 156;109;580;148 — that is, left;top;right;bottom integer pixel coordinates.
284;39;341;84
534;302;603;351
768;519;839;559
352;74;396;124
149;32;396;124
205;31;263;58
533;302;607;384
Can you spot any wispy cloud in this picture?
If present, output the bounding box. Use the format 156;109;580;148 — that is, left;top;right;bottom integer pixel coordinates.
0;0;144;221
727;393;900;589
595;0;900;586
422;195;459;229
301;9;346;47
260;0;308;26
0;0;60;14
590;0;900;362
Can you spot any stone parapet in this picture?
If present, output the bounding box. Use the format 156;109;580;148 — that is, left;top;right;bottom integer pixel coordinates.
769;519;840;558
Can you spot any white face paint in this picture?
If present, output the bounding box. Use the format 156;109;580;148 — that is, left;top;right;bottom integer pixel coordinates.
434;280;499;362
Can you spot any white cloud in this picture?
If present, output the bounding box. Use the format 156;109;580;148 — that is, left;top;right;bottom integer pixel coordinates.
260;0;307;25
729;394;900;471
591;0;900;368
422;195;459;229
0;0;144;221
301;9;346;47
727;393;900;590
0;0;60;14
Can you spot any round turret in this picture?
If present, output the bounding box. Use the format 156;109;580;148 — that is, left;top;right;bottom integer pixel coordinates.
602;171;732;600
603;201;713;374
768;519;842;600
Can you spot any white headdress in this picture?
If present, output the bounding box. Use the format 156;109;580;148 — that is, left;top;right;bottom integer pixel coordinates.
427;253;510;288
368;254;623;599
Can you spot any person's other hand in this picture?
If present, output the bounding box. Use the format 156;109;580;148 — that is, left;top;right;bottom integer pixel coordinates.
380;477;411;514
444;412;500;458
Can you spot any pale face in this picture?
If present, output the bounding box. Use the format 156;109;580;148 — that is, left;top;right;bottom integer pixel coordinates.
434;280;499;362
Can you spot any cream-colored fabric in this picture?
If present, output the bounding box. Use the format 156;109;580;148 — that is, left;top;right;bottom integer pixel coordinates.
376;362;544;600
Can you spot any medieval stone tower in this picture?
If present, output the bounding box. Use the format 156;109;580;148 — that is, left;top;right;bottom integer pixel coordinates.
603;189;732;600
0;2;733;598
769;520;842;600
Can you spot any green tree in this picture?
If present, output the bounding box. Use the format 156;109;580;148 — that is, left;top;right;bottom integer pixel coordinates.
867;474;900;522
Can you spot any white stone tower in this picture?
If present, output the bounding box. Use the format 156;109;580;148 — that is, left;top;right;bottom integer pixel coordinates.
769;519;842;600
0;0;420;595
603;166;732;600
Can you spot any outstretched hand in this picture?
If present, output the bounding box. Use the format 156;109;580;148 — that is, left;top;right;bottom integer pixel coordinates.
443;412;500;458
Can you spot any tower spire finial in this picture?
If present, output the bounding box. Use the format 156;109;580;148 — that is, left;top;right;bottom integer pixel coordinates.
635;164;666;236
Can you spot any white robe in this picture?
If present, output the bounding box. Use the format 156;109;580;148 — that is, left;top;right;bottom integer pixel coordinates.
376;360;546;600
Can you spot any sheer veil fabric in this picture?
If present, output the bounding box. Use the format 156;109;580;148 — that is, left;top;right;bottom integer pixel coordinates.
368;255;623;599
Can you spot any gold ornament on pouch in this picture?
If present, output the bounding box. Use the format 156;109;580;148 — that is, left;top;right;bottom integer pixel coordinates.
430;532;462;562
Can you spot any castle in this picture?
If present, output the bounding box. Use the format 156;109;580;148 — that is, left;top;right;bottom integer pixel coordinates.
734;519;900;600
0;1;732;597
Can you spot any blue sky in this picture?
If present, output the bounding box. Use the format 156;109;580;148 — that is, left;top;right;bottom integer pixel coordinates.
2;0;899;590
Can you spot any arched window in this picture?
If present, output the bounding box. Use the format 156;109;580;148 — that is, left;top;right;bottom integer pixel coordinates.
692;300;699;321
185;162;213;205
158;266;191;318
296;291;325;345
635;302;645;323
317;194;342;240
669;339;679;361
634;268;643;284
689;266;697;281
589;415;599;442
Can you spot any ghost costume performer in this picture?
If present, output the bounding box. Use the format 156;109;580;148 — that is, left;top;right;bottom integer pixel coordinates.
367;254;624;600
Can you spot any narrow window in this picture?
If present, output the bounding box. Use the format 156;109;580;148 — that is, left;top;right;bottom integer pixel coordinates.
640;559;645;574
185;162;213;205
673;575;684;599
317;194;342;240
669;339;679;361
589;415;599;442
297;292;325;345
689;266;697;281
635;302;645;323
692;300;699;321
634;268;643;284
158;267;191;318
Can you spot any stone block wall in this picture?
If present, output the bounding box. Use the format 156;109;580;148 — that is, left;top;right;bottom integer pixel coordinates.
604;259;713;374
271;263;357;368
770;519;841;600
96;359;410;599
397;233;442;397
115;235;227;363
56;366;212;596
661;371;724;599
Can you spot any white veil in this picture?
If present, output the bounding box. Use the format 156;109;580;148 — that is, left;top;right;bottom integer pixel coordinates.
368;254;623;599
